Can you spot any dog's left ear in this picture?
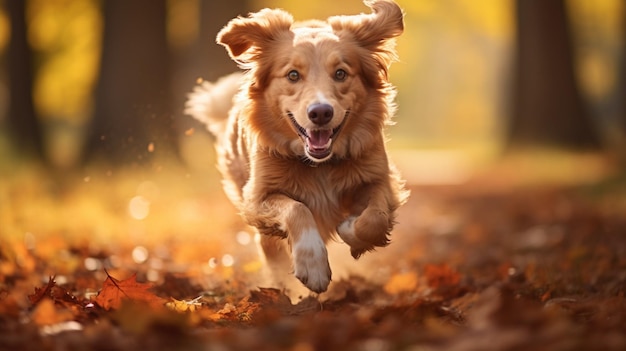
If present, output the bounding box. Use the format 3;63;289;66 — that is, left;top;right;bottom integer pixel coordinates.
328;0;404;64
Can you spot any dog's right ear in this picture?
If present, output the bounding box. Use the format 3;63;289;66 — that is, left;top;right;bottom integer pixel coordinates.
217;9;294;65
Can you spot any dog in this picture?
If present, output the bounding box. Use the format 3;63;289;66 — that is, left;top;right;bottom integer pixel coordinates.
186;0;408;293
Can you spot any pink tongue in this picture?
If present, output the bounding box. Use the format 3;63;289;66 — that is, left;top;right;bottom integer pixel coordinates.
308;129;333;149
308;129;332;149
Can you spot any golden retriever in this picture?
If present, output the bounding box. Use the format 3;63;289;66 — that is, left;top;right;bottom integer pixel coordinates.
186;0;408;293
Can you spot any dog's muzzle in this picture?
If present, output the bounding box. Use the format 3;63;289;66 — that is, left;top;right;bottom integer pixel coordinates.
288;110;349;163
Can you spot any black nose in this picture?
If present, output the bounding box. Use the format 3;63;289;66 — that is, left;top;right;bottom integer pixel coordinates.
307;103;334;126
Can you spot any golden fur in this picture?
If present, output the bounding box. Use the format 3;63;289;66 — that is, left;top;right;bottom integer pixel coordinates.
186;0;408;293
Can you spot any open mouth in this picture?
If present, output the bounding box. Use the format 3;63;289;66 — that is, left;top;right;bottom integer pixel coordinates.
288;110;349;162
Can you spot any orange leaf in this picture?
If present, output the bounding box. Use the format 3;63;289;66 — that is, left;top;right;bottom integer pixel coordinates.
32;298;74;326
94;272;165;310
384;272;419;294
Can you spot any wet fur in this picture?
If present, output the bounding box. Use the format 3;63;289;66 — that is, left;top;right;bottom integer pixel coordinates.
186;0;408;293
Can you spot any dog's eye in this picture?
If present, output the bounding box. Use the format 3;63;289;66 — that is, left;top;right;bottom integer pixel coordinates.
287;70;300;82
334;69;347;81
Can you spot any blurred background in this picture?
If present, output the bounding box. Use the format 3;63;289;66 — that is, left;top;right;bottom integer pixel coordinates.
0;0;624;248
0;0;624;169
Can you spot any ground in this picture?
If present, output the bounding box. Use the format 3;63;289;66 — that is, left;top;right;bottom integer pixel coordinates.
0;152;625;351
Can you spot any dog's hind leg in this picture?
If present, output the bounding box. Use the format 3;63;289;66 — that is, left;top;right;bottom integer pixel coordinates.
258;235;291;278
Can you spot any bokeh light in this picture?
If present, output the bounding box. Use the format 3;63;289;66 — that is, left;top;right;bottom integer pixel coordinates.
128;196;150;220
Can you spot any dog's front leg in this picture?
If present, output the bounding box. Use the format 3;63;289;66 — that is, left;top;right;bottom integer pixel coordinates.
246;194;331;293
337;183;397;259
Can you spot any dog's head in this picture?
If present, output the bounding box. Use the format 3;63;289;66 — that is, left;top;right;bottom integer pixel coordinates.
218;0;404;163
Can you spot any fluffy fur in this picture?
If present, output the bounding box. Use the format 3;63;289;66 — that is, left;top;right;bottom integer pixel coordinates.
186;0;408;293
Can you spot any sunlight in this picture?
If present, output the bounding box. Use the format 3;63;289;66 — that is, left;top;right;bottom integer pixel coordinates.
0;6;8;52
26;0;102;123
236;231;252;246
131;246;149;264
83;257;100;271
207;257;218;269
1;2;624;349
128;196;151;221
221;254;235;267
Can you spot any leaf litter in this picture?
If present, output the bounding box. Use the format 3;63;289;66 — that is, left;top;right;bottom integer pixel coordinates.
1;169;626;350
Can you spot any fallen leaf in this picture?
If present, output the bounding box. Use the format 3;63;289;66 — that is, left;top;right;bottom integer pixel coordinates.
218;302;237;315
384;272;419;294
204;288;300;324
166;296;203;312
28;276;56;306
31;298;74;326
94;272;166;310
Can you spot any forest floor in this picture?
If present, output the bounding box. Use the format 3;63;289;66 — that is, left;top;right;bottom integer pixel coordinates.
1;151;625;351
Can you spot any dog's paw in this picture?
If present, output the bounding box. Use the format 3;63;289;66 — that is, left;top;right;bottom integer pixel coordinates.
337;214;390;259
292;229;331;293
337;216;372;256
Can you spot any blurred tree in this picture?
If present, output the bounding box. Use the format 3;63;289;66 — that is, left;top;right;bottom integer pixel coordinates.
617;2;626;164
6;0;45;161
84;0;176;166
195;1;247;80
508;0;601;150
618;3;626;138
173;1;248;132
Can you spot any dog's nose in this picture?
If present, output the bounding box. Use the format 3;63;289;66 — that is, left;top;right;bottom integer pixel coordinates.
307;103;334;126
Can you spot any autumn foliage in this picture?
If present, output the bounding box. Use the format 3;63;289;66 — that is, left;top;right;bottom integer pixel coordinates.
94;272;165;310
1;174;626;350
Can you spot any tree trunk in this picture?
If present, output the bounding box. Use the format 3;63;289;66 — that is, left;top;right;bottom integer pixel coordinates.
508;0;602;150
619;4;626;138
617;3;626;165
196;1;247;81
84;0;175;166
173;1;248;133
6;0;45;161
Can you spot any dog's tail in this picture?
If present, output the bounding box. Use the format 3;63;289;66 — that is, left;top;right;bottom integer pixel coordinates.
185;72;243;137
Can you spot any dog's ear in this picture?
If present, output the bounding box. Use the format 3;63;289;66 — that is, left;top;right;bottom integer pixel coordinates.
328;0;404;64
217;8;293;65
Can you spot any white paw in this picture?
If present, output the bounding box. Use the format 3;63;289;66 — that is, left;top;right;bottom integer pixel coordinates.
292;228;331;293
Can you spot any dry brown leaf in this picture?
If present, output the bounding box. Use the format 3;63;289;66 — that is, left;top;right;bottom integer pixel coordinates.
204;288;303;324
94;272;166;310
28;276;56;306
